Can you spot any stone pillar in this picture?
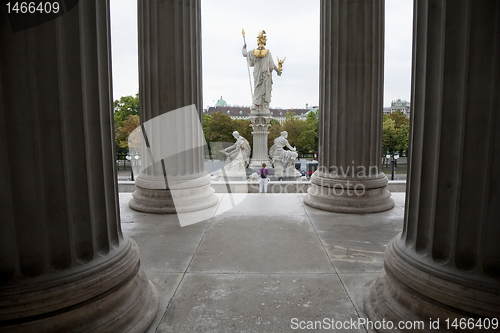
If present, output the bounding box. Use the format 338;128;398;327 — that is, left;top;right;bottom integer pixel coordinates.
365;1;500;330
0;1;158;332
304;0;394;213
249;115;271;169
130;0;218;213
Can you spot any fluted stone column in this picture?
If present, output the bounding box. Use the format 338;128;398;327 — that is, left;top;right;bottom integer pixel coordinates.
365;1;500;330
0;1;158;332
304;0;394;213
130;0;218;213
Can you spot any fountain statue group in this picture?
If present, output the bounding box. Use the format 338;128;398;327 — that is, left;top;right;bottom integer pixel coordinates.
221;29;301;179
222;130;300;178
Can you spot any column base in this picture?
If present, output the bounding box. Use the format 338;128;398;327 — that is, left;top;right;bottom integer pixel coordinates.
364;239;500;332
249;159;271;169
304;172;394;213
129;173;218;214
0;240;158;332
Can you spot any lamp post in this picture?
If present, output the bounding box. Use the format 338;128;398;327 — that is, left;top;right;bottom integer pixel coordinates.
391;152;399;180
134;153;139;176
385;151;390;168
126;154;134;181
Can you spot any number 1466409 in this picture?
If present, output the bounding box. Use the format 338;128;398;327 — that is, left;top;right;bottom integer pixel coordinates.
6;2;60;14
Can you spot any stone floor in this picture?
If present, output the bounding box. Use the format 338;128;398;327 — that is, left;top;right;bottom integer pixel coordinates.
119;192;406;333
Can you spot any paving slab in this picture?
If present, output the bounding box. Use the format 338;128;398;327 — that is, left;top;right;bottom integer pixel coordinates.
119;193;133;208
216;193;306;217
188;214;334;273
390;192;406;209
122;216;210;273
307;209;403;273
340;272;380;333
145;273;184;333
156;273;365;333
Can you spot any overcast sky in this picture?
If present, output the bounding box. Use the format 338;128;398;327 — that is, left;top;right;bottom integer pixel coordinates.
110;0;413;110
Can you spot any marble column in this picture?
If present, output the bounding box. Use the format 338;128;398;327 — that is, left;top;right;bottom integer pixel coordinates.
365;1;500;330
0;1;158;332
304;0;394;213
130;0;218;213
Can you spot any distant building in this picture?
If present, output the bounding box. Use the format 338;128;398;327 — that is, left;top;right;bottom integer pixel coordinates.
205;98;315;124
215;96;227;107
384;98;411;118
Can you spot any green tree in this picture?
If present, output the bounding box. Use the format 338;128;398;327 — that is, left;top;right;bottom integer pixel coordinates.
388;110;409;129
281;117;304;150
382;112;409;155
115;114;140;149
203;112;244;160
268;119;282;148
305;109;318;125
395;123;410;154
297;128;317;153
203;112;234;143
114;93;140;150
301;109;319;153
382;116;397;153
114;93;139;127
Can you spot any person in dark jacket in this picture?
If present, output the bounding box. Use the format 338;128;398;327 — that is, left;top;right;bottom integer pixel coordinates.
258;163;269;193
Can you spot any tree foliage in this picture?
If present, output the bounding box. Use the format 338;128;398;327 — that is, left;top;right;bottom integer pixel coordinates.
114;94;140;150
116;114;140;149
114;93;139;127
382;111;410;154
203;112;236;144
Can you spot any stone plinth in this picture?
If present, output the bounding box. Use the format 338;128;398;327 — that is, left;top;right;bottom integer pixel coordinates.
365;1;500;330
249;114;271;168
130;0;218;214
0;1;158;331
304;0;393;213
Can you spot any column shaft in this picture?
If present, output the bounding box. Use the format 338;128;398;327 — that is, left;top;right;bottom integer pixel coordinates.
365;1;500;330
0;2;157;331
130;0;218;213
249;116;271;169
304;0;393;213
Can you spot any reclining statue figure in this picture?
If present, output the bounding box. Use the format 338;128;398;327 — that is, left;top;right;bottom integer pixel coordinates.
269;131;300;176
221;131;251;175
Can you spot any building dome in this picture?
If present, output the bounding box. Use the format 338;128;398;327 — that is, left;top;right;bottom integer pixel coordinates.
215;96;227;107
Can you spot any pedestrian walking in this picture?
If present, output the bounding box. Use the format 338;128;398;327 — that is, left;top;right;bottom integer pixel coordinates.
259;163;269;193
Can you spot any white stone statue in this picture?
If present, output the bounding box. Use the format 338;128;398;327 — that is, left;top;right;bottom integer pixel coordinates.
269;131;300;176
221;131;251;174
242;30;282;113
247;172;260;182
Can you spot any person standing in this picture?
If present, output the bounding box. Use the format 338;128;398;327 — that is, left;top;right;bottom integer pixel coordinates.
258;163;269;193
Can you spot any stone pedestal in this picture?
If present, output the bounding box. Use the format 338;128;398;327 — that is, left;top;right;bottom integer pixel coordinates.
130;0;218;214
0;2;158;331
365;1;500;330
304;0;393;213
249;114;271;168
